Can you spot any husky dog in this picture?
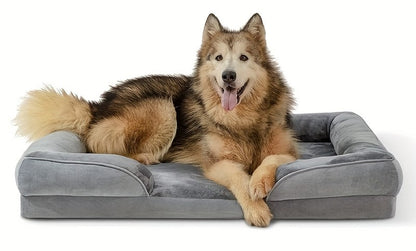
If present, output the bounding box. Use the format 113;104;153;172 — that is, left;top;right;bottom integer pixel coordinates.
15;14;298;227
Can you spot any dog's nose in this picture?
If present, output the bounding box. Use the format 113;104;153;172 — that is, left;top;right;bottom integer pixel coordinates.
222;71;236;85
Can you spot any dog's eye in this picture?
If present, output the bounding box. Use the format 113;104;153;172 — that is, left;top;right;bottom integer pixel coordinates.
215;55;223;61
240;55;248;62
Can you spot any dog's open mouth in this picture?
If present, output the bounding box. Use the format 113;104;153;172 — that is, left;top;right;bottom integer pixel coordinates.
220;80;248;111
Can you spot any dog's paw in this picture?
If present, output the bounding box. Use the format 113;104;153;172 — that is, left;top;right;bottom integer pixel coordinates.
131;153;160;165
243;200;273;227
249;172;275;200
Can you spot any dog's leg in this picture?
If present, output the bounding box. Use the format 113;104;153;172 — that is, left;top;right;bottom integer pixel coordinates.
249;154;295;200
87;98;177;165
204;160;273;227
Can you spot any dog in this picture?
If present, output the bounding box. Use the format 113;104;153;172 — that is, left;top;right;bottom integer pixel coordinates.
15;13;298;227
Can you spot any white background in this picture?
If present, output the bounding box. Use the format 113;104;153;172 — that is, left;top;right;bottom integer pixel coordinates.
1;0;415;250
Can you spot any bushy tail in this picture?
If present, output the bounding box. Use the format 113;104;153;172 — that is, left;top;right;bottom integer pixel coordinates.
14;86;92;141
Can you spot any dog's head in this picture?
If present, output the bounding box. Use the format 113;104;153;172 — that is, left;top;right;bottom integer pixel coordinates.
197;14;272;112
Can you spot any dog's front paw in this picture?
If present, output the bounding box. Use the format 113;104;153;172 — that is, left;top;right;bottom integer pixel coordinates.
243;199;273;227
249;172;275;200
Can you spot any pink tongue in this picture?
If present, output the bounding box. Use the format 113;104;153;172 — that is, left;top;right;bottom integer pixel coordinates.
221;88;238;111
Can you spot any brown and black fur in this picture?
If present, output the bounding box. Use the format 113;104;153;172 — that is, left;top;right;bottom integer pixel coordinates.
15;14;298;227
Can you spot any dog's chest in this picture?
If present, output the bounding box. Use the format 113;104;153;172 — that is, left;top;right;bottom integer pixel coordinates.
204;131;264;172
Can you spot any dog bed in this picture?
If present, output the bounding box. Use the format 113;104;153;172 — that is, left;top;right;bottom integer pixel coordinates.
15;112;402;220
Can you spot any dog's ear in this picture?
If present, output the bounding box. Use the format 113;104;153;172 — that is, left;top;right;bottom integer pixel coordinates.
243;13;266;43
203;14;223;42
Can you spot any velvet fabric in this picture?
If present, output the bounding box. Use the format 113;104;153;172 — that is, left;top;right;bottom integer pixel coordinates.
15;112;402;219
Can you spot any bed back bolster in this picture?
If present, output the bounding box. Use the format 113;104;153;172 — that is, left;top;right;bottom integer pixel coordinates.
291;112;340;142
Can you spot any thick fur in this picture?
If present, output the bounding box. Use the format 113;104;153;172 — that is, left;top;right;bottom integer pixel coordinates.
15;14;298;227
15;86;91;141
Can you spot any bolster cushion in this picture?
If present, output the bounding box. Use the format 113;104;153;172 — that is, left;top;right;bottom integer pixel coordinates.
16;131;154;197
268;112;402;201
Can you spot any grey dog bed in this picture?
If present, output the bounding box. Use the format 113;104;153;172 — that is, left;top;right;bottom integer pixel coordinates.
16;112;402;220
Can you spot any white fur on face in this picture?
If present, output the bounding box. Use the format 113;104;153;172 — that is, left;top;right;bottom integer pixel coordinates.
211;42;249;87
205;40;265;102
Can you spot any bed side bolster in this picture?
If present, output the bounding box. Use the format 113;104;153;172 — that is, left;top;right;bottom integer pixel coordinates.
16;131;153;197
